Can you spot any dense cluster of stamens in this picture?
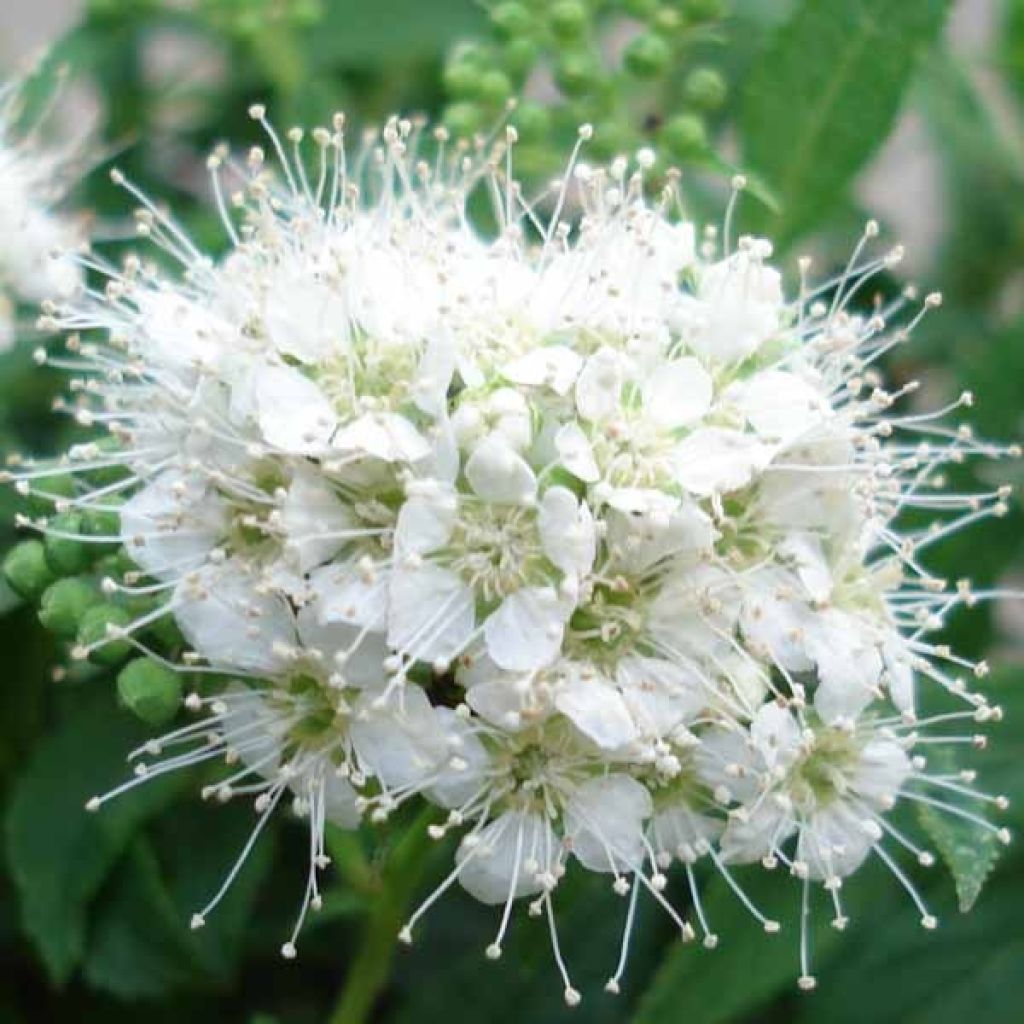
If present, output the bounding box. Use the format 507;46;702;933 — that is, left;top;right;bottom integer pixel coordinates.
7;106;1017;1003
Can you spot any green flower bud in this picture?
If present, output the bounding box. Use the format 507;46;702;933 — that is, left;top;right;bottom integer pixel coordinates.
477;68;514;107
444;60;483;99
39;577;98;639
513;101;552;141
623;32;672;79
503;36;541;78
684;66;727;110
549;1;588;40
76;603;133;667
44;511;95;576
491;1;532;38
556;51;602;97
661;113;708;158
117;657;183;726
443;101;484;139
3;540;56;601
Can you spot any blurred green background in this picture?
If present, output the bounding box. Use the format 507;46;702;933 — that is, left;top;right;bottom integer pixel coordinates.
0;1;1022;1022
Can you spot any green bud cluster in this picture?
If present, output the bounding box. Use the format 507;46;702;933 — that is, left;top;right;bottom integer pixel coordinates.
4;482;187;727
441;0;729;176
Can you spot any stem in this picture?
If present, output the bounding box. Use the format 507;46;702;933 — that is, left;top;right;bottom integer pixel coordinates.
327;810;438;1024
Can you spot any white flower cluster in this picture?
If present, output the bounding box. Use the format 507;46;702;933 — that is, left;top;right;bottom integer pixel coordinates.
19;113;1014;1002
0;78;83;350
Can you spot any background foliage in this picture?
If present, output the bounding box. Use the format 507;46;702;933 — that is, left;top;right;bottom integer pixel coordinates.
1;1;1022;1021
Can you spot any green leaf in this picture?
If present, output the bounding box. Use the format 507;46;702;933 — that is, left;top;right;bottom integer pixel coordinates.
4;692;182;983
790;875;1024;1024
311;0;485;67
82;840;200;999
916;746;1003;912
740;0;952;243
83;802;277;997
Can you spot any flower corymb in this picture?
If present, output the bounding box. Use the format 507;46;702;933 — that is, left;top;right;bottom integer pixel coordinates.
10;109;1015;1004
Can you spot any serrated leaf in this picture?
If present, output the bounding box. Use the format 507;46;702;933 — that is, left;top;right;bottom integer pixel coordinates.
917;801;1001;912
918;672;1024;911
740;0;952;243
3;691;183;983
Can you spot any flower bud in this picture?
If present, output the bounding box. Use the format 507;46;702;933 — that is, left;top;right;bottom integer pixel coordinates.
623;32;672;79
491;1;532;38
684;67;727;111
39;576;98;638
477;69;513;107
77;603;133;666
549;1;588;41
3;540;56;600
556;52;602;97
661;113;708;158
117;657;183;726
44;511;94;576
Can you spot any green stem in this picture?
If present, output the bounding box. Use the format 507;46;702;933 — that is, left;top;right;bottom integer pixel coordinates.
327;812;438;1024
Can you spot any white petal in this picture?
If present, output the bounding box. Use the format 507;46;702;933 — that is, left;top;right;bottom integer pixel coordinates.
503;346;582;395
458;810;558;904
388;564;475;664
853;739;912;809
119;469;226;580
615;656;705;736
427;707;492;808
174;562;295;674
554;422;599;482
350;687;448;790
798;804;873;880
322;776;362;829
281;466;354;573
575;348;624;422
295;604;389;689
332;412;430;463
394;491;457;556
728;370;829;444
484;586;568;672
643;357;712;428
263;272;347;363
651;802;723;862
538;487;596;575
554;672;637;749
254;365;337;455
673;427;773;496
465;435;537;505
307;560;389;630
565;775;652;873
720;800;794;864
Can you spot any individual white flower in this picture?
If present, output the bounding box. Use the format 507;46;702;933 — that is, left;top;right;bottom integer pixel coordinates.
388;457;593;673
